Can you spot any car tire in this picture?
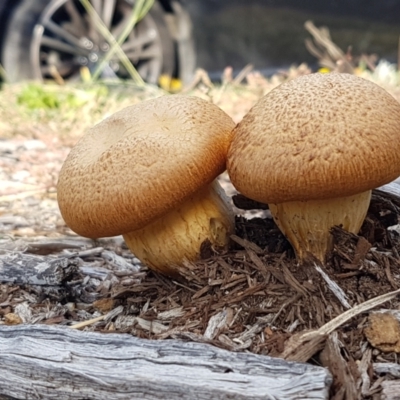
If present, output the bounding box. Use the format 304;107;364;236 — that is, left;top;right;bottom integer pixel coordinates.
1;0;187;84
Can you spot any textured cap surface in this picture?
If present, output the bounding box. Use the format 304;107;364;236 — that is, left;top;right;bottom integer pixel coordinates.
58;95;235;238
228;73;400;204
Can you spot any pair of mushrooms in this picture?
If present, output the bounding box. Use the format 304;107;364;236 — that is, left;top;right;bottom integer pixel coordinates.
58;73;400;277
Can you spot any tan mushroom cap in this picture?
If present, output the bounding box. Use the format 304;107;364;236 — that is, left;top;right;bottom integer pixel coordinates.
228;73;400;204
58;95;235;238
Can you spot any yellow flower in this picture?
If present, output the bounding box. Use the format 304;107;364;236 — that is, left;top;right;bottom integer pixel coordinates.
318;67;331;74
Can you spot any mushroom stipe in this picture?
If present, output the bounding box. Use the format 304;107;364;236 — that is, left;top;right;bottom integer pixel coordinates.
123;181;234;277
228;73;400;264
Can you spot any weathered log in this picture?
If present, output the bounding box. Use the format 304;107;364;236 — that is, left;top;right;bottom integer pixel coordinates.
376;180;400;205
0;324;332;400
0;253;78;285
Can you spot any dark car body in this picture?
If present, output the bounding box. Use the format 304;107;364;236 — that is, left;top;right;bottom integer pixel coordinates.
188;0;400;73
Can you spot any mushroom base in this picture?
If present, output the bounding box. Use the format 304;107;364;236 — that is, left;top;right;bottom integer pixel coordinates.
269;190;372;264
123;180;235;277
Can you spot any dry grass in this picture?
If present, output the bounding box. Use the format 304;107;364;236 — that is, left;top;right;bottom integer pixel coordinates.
0;61;306;144
1;62;400;146
0;81;165;143
0;73;273;141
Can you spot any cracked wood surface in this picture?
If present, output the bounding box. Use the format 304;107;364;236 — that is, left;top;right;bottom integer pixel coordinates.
0;324;332;400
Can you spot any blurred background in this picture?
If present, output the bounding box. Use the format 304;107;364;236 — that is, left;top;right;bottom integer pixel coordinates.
186;0;400;75
0;0;399;86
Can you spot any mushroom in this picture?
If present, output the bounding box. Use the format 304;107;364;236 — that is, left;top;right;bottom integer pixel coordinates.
227;73;400;264
57;95;235;277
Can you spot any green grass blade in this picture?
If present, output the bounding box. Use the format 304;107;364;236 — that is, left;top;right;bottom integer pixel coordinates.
79;0;147;84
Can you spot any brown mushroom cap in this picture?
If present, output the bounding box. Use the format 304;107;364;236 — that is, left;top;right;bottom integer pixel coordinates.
58;95;235;238
228;73;400;204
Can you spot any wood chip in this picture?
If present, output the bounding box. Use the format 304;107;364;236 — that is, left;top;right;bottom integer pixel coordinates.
0;253;78;285
320;332;359;400
230;234;264;254
314;263;351;309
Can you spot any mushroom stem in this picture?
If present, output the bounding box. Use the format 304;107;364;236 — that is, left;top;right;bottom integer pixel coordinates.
269;190;372;263
123;180;234;277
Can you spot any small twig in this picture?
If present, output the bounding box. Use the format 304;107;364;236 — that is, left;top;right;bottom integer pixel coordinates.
384;257;398;290
49;65;65;86
70;306;124;329
92;0;155;81
64;247;105;258
314;264;351;309
281;264;308;297
230;235;264;254
172;280;197;293
232;64;254;85
70;315;106;329
359;348;372;397
304;20;354;73
79;0;145;84
304;38;326;62
305;21;344;60
181;68;213;93
271;294;302;325
306;287;400;338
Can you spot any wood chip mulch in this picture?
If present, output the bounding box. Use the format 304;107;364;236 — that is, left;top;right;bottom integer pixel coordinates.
2;136;400;399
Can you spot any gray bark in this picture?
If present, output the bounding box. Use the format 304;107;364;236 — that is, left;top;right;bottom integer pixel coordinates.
0;324;332;400
0;253;78;285
377;179;400;202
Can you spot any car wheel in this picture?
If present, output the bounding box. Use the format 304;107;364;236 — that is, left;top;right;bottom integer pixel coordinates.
2;0;183;84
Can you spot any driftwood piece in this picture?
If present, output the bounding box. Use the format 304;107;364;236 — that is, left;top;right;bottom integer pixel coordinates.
0;253;78;285
0;324;332;400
